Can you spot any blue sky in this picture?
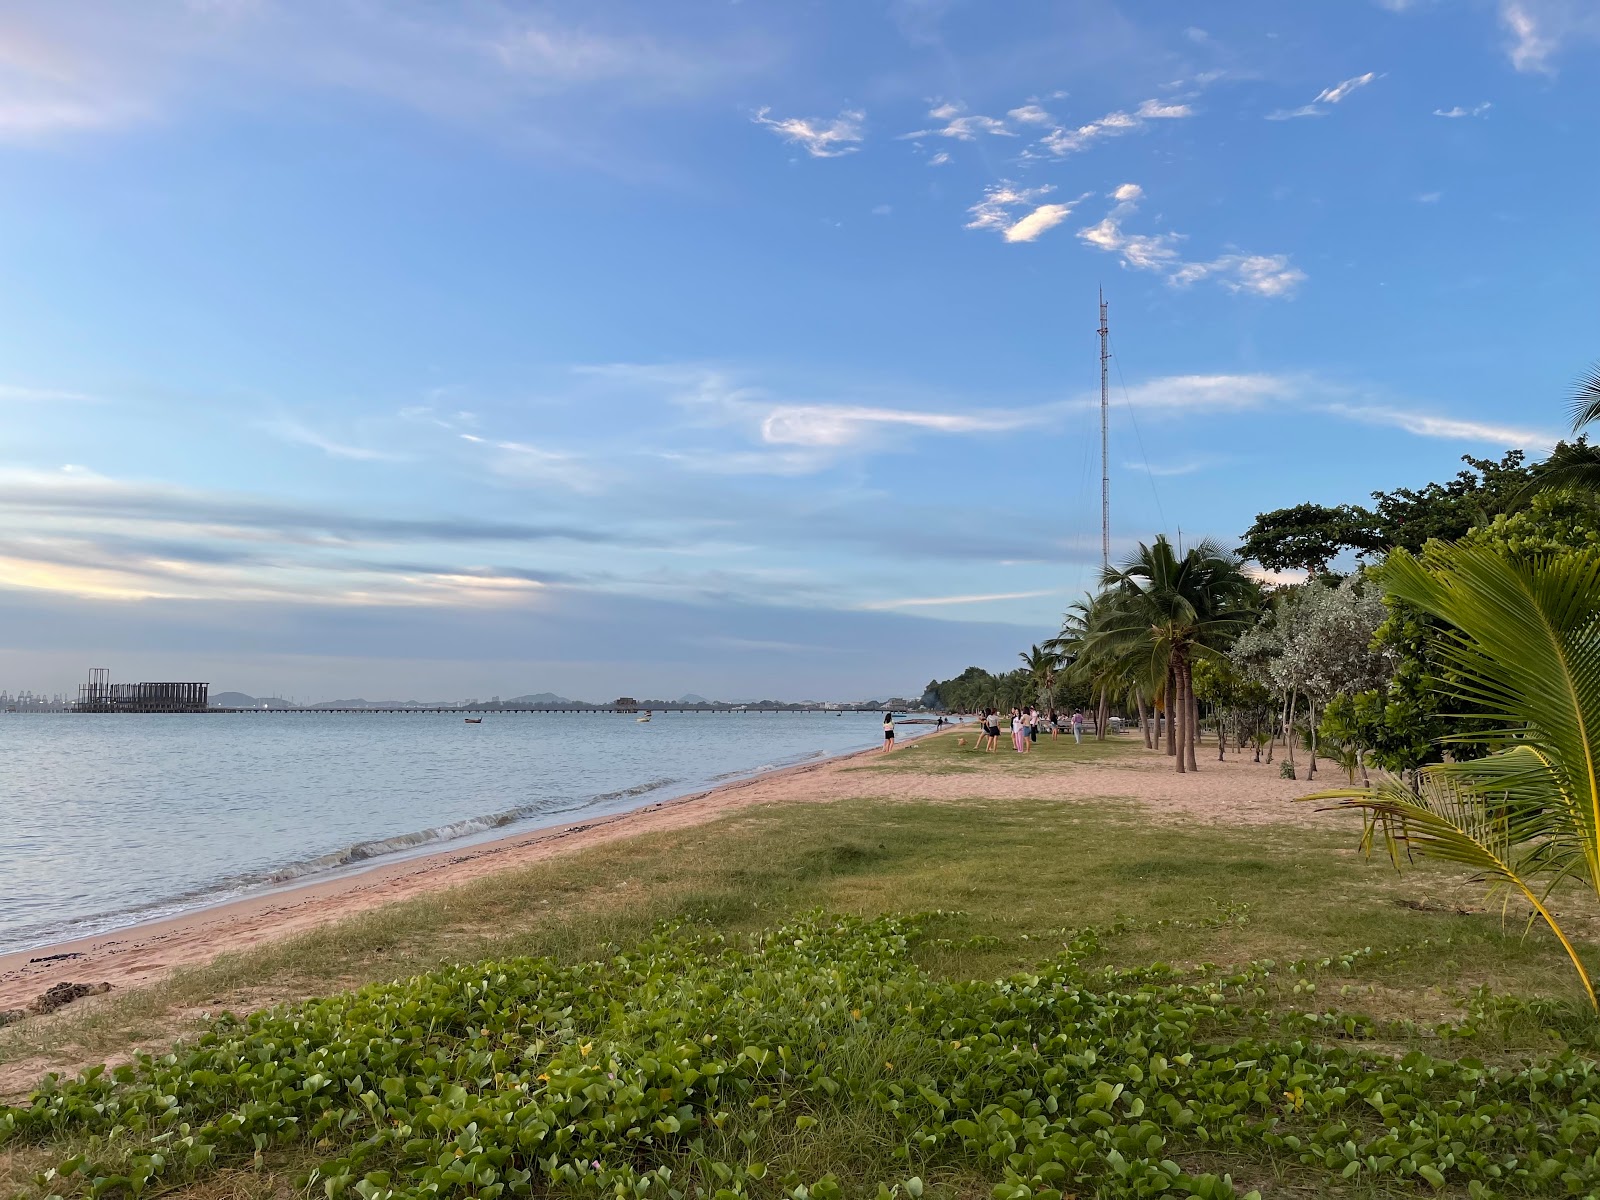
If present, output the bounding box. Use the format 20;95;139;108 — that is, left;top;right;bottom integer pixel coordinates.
1;0;1597;701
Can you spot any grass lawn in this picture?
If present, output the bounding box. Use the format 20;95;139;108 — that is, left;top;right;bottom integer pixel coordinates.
3;730;1598;1199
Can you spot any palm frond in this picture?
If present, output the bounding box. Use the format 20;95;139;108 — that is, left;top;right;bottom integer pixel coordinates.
1310;768;1597;1007
1571;361;1600;432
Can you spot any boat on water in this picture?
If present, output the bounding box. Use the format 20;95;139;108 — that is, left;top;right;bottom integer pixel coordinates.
636;710;652;723
464;717;483;724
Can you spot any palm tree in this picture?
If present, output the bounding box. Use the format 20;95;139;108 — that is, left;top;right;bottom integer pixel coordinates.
1313;544;1600;1007
1522;363;1600;497
1018;644;1063;714
1092;536;1259;773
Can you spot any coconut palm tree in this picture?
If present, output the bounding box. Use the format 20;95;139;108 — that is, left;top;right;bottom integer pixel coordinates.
1313;544;1600;1006
1093;536;1260;773
1521;363;1600;498
1018;644;1064;714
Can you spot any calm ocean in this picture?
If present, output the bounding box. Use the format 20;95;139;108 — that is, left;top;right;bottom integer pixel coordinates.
0;710;896;954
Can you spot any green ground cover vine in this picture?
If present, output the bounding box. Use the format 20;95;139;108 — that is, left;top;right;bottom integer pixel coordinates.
6;912;1600;1200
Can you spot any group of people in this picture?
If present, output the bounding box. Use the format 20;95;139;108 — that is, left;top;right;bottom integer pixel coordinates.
972;707;1086;752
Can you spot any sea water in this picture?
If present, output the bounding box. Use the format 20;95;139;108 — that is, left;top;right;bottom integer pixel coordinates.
0;710;897;953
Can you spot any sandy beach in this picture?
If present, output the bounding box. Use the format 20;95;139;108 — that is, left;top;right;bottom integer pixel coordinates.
0;732;1337;1013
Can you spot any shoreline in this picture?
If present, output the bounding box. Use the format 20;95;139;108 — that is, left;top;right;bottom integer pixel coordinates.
0;730;942;1010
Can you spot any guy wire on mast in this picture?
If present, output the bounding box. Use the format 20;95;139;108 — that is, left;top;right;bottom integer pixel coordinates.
1098;289;1110;571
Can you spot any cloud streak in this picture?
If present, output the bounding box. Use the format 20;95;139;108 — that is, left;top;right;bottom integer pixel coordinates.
1267;71;1377;119
752;105;864;157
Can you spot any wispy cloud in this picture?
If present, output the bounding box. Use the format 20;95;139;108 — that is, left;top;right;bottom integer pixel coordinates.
1319;403;1557;448
1124;458;1208;477
1119;375;1299;410
1502;0;1559;71
1433;102;1492;118
927;150;950;165
1267;71;1377;120
902;101;1015;141
966;182;1087;244
751;105;864;157
1037;97;1193;156
861;590;1053;610
0;383;98;402
1077;186;1306;297
760;405;997;447
262;417;411;462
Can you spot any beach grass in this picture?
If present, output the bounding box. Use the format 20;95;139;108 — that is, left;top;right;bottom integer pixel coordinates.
4;730;1599;1197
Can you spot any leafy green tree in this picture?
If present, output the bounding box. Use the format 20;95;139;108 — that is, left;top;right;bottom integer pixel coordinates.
1237;503;1381;575
1367;451;1535;553
1315;545;1600;1007
1460;486;1600;557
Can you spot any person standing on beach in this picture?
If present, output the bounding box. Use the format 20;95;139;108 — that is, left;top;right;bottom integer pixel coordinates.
1071;710;1085;744
882;710;895;752
1028;707;1039;748
1047;709;1059;739
1011;709;1024;753
984;709;1000;752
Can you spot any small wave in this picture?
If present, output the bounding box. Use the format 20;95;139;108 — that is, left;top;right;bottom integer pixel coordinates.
587;777;680;806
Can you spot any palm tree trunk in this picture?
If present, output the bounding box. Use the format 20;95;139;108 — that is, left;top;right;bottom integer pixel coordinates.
1095;689;1109;741
1173;658;1187;774
1138;693;1152;749
1165;667;1177;756
1185;660;1199;772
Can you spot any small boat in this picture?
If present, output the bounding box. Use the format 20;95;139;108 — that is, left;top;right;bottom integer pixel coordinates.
636;710;652;723
464;717;483;724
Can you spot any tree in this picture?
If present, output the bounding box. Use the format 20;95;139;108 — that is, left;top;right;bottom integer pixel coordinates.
1314;545;1600;1007
1094;536;1260;773
1237;503;1381;575
1367;450;1536;553
1018;644;1064;713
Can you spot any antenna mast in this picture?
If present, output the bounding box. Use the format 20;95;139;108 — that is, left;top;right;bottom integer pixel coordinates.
1098;289;1110;570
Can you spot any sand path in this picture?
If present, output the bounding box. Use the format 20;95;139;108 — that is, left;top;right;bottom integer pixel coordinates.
0;737;1341;1012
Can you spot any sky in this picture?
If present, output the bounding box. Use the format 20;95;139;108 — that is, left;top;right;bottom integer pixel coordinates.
2;0;1598;702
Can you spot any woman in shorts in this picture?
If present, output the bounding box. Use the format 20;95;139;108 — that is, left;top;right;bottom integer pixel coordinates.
882;710;895;752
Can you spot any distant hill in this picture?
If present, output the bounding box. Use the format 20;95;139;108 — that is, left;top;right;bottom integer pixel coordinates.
501;693;576;706
678;693;708;704
211;691;294;708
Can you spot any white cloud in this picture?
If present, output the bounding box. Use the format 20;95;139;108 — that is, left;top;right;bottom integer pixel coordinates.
1267;71;1377;119
0;383;98;402
1170;253;1308;297
0;3;771;148
1320;403;1557;448
1502;0;1559;71
262;418;411;462
1078;187;1305;297
861;590;1053;610
927;150;950;165
902;101;1016;141
1119;375;1298;411
1038;96;1192;155
760;405;998;447
751;106;864;157
966;182;1086;244
1006;103;1053;125
1416;191;1442;203
1316;72;1377;104
1002;204;1076;243
1433;102;1492;117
